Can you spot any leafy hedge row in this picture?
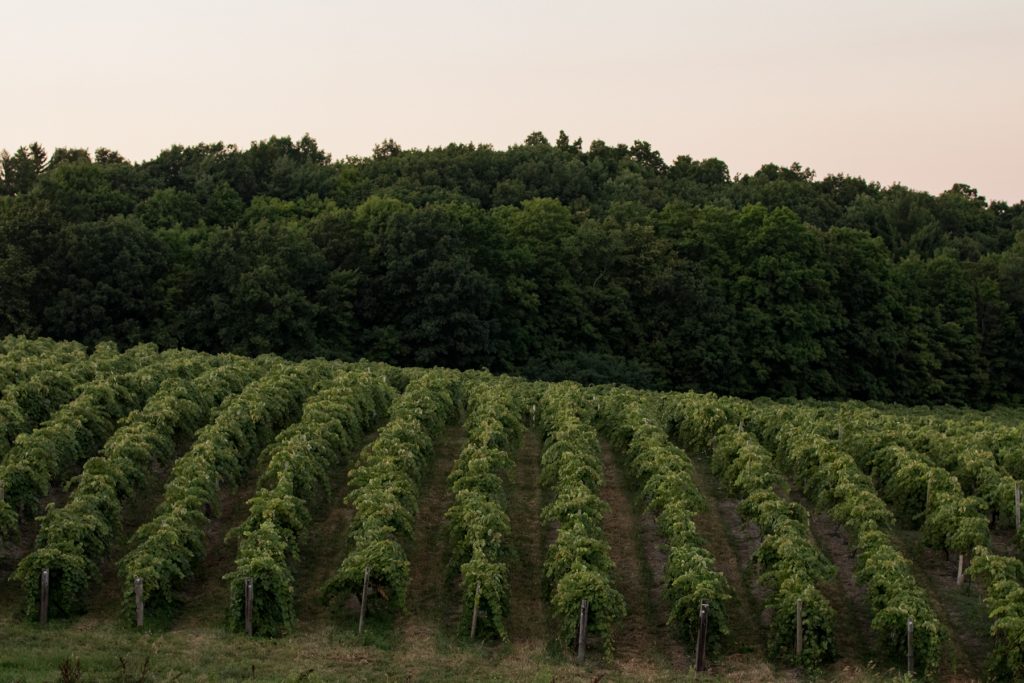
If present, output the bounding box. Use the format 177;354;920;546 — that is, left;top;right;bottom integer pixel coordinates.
0;347;196;540
833;406;1016;522
600;389;731;657
830;410;991;555
671;393;836;667
538;382;625;657
444;374;527;641
225;368;395;636
915;413;1024;481
0;341;128;458
117;360;327;620
968;547;1024;681
0;337;87;390
907;417;1022;534
322;368;460;616
13;359;259;618
747;402;945;678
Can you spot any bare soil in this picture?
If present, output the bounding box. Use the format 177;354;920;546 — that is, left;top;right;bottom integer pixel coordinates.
293;430;379;630
688;454;767;659
598;439;687;671
398;424;466;644
506;428;548;644
173;457;265;629
787;487;877;665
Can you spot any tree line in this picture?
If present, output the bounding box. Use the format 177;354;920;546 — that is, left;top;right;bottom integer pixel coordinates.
1;132;1022;405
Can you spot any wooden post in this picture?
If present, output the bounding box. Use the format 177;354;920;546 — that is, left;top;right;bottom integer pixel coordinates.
244;577;254;636
1015;483;1021;532
576;598;589;665
695;600;709;672
134;577;144;627
795;598;803;657
39;568;49;625
907;618;914;676
470;581;482;640
358;567;370;635
957;554;965;586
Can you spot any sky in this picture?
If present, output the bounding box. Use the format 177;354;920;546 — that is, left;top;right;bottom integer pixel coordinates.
3;0;1022;202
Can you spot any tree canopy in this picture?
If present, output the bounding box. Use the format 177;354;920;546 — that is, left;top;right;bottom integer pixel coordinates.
1;132;1022;405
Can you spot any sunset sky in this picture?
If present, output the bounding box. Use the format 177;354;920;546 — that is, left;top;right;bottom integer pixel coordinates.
4;0;1022;201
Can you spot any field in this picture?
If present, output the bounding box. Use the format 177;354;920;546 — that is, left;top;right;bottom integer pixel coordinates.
0;336;1022;682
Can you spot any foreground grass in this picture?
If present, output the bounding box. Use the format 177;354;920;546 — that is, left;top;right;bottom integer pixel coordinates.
0;615;912;683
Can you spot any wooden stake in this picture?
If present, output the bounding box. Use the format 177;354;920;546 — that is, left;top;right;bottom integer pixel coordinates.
795;598;803;657
576;598;589;664
695;600;709;672
957;554;965;586
1015;483;1021;532
907;619;914;676
39;568;49;625
134;577;144;627
244;577;254;636
470;581;482;640
358;567;370;635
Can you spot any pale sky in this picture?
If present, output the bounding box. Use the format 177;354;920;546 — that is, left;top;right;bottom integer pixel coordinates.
3;0;1022;202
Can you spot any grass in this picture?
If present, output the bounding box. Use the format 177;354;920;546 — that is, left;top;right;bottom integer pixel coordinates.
0;615;911;682
0;616;703;682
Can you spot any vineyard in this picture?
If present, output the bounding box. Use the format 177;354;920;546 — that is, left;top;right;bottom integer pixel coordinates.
2;336;1024;682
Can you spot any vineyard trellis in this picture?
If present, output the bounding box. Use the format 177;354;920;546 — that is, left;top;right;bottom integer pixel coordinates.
1;335;1023;679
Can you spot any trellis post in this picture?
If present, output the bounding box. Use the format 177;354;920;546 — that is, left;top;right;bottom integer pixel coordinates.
134;577;144;627
358;567;370;635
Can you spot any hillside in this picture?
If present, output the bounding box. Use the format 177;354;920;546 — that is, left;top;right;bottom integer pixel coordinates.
2;135;1024;405
0;336;1022;681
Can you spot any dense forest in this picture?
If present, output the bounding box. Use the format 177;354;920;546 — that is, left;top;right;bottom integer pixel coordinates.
1;132;1022;405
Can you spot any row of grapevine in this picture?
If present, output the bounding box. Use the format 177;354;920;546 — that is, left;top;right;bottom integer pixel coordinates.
0;348;205;539
224;368;395;636
669;393;836;667
0;337;87;390
13;359;261;618
832;417;991;557
0;335;82;358
904;414;1024;533
537;383;625;656
599;389;731;656
968;548;1024;681
321;369;460;616
117;361;328;620
444;374;528;640
831;405;1021;535
912;413;1024;480
745;402;945;677
0;341;127;457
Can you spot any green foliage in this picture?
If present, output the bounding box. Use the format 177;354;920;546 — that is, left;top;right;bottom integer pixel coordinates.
969;547;1024;681
538;383;626;657
224;369;395;636
444;375;526;641
5;129;1024;406
117;361;325;621
600;388;731;656
321;369;459;617
0;345;189;541
671;394;836;668
747;403;944;677
14;359;259;618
